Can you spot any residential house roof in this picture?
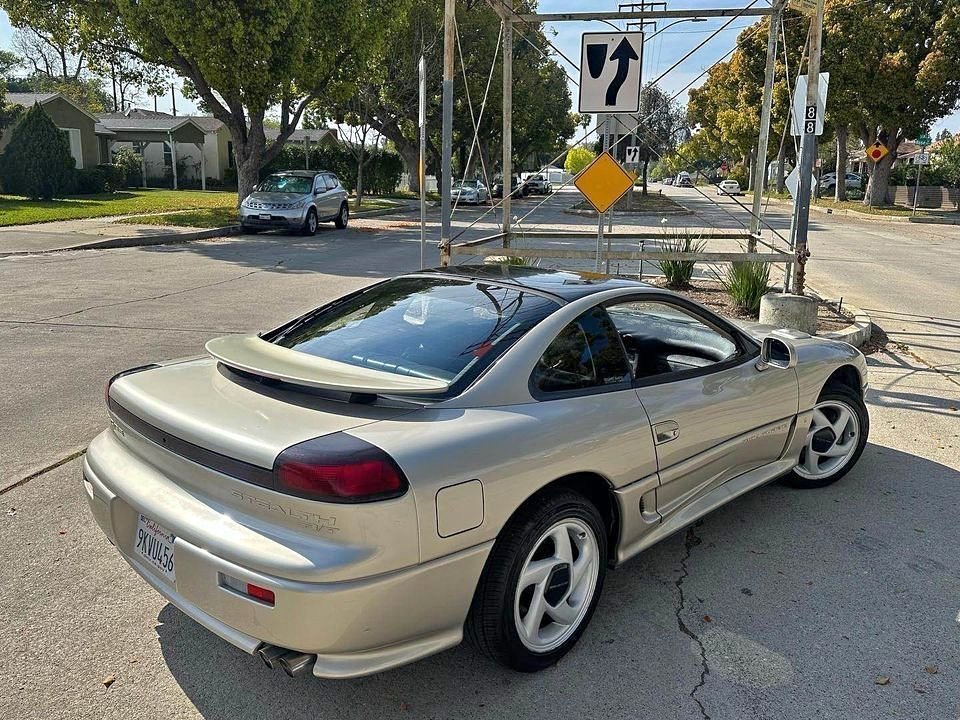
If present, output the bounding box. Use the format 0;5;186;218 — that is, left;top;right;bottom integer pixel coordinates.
95;116;207;133
6;91;99;122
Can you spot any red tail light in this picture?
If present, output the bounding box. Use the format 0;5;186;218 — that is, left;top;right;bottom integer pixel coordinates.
246;583;276;605
273;433;408;503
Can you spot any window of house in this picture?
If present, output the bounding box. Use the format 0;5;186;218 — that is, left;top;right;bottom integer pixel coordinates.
162;142;173;168
531;306;631;394
62;128;83;169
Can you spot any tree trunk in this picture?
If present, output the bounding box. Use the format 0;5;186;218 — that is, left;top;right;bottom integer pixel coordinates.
835;125;848;202
231;121;267;203
355;153;364;211
864;144;896;207
775;141;787;193
642;158;649;196
397;142;420;193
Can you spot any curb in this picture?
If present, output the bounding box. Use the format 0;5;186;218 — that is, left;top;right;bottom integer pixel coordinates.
763;196;937;223
564;204;692;218
0;225;241;258
352;203;417;218
907;214;960;225
805;285;872;347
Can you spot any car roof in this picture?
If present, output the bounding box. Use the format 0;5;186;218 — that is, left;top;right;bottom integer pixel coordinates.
267;170;326;177
416;265;652;302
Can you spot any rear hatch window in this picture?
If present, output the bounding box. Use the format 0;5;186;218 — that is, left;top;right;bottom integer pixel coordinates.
268;277;560;396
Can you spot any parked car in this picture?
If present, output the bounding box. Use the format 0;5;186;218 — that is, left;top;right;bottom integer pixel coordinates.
819;172;862;193
492;175;530;199
523;174;553;195
675;172;694;187
661;177;674;185
717;179;742;196
86;266;869;679
452;179;489;205
240;170;348;235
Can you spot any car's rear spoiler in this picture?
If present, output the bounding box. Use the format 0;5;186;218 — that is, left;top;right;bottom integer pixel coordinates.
206;335;451;395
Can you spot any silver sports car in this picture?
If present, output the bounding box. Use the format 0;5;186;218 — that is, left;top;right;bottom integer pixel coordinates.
83;267;869;679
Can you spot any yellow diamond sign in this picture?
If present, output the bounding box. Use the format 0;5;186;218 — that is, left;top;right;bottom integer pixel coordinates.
574;152;634;214
866;141;889;163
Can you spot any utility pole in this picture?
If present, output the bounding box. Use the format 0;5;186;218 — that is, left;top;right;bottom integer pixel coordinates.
749;0;784;246
171;84;177;116
439;0;455;267
419;55;427;269
789;0;824;296
502;13;513;247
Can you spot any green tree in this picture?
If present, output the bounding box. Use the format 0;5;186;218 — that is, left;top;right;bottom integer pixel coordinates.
9;0;405;201
0;102;76;198
632;83;687;194
932;136;960;187
564;146;595;175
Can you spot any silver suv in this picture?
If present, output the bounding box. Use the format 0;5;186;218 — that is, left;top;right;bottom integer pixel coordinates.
240;171;349;235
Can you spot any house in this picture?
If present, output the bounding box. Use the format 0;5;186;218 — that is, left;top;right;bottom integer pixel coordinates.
1;92;110;169
100;108;338;188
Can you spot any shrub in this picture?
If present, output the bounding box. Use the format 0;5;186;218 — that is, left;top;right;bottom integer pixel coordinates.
259;143;403;195
721;259;770;316
659;229;705;288
727;164;748;189
74;164;126;194
0;102;76;198
111;147;141;187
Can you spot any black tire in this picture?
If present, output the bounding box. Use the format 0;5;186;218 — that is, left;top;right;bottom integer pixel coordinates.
783;384;869;489
302;208;319;236
466;489;607;672
334;202;349;229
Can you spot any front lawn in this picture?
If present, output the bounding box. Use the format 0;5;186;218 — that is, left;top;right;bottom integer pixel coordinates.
0;189;237;226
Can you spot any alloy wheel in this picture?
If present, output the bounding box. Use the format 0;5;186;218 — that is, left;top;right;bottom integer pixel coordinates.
795;400;860;480
514;519;599;653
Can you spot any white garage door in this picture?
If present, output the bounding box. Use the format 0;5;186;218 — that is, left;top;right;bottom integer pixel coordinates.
63;128;83;169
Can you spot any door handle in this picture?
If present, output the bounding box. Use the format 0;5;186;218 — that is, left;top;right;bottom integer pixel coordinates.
653;420;679;445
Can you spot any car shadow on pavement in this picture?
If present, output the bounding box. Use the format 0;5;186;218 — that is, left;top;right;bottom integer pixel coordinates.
154;443;960;720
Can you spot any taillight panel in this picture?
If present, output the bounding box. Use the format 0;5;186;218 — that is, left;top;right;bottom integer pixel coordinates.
273;433;409;503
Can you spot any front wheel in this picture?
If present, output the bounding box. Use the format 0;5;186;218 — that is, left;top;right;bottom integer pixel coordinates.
783;386;869;488
302;208;318;236
334;202;348;229
466;489;607;672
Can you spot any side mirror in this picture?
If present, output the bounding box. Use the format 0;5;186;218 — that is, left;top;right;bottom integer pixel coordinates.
756;334;797;371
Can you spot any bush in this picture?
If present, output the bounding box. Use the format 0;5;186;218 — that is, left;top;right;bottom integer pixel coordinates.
659;230;706;288
727;164;748;189
0;102;76;198
111;147;141;187
74;164;126;194
260;143;403;195
721;258;770;316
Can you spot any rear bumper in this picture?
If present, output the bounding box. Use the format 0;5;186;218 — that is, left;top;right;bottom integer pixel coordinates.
82;434;491;678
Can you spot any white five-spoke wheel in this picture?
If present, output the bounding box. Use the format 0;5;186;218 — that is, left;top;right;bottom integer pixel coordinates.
467;489;608;672
786;385;869;489
795;400;860;480
514;519;599;653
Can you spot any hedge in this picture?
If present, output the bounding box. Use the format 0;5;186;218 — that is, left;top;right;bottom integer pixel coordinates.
260;143;403;195
75;164;126;195
0;102;76;199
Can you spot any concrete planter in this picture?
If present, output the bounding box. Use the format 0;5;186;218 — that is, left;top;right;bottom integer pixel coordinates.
759;292;818;335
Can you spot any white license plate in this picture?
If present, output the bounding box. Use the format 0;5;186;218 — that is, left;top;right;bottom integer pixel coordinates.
259;213;271;220
134;514;176;582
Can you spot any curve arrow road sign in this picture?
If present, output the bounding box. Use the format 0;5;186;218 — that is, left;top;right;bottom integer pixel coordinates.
579;32;643;114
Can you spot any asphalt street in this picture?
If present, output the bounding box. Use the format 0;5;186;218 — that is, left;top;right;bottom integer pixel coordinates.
1;187;958;719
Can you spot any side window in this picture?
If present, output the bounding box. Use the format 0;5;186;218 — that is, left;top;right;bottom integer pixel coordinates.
328;174;340;189
606;299;739;380
314;175;326;193
532;306;631;394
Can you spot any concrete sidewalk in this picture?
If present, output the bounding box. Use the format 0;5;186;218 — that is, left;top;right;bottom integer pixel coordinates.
0;218;230;256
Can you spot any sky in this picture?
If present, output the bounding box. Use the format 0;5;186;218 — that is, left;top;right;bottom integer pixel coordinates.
2;2;958;134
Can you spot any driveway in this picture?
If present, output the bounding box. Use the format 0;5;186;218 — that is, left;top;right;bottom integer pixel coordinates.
0;190;958;719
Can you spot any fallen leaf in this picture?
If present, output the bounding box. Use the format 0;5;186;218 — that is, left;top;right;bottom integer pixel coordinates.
914;528;925;533
58;530;67;535
703;615;713;623
6;508;15;517
924;665;938;674
103;674;116;689
875;676;891;686
399;702;410;711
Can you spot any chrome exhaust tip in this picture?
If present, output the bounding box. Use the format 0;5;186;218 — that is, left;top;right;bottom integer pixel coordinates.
278;651;316;678
257;644;288;669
